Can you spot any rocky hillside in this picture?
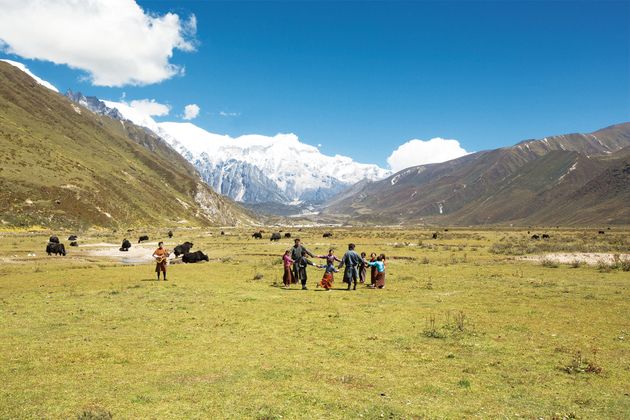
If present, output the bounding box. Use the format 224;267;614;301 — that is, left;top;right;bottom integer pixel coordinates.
321;123;630;226
0;61;253;229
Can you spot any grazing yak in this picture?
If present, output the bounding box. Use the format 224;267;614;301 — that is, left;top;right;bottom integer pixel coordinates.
322;232;333;238
46;242;66;256
221;231;225;236
432;232;438;239
49;235;60;244
168;230;173;238
542;234;550;239
68;235;78;241
119;239;131;252
598;230;605;235
270;233;281;241
284;232;291;238
531;234;540;240
174;241;194;257
252;232;263;239
138;235;149;243
182;250;209;263
70;241;78;247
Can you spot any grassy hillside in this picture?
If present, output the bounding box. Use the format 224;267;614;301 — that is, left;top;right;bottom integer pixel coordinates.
0;62;252;229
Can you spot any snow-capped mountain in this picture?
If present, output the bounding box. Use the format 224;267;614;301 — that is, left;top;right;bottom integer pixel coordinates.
99;100;391;206
66;90;124;120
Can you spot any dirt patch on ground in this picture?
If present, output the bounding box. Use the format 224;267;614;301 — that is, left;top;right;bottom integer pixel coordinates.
84;242;165;264
520;253;630;266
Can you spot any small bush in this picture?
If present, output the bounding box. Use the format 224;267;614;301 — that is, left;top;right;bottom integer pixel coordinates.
541;258;559;268
77;406;112;420
253;273;264;280
420;256;430;264
562;350;602;375
596;260;612;272
569;260;582;268
423;315;445;339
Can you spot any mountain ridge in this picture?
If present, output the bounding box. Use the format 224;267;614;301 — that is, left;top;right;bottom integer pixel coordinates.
321;122;630;226
0;61;253;229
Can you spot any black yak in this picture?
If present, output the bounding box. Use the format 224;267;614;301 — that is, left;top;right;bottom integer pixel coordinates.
252;232;263;239
46;242;66;256
120;239;131;252
138;235;149;243
182;250;209;263
270;233;281;241
174;241;194;257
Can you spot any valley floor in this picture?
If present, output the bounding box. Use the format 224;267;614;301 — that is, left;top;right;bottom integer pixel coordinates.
0;227;629;418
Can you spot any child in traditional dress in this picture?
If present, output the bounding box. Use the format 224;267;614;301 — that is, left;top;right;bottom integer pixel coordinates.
367;254;386;289
152;241;170;281
282;250;294;288
369;252;377;286
316;254;339;290
296;250;317;290
359;252;368;284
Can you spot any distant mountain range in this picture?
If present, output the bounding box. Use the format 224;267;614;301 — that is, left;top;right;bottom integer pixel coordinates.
0;60;252;228
321;123;630;225
3;58;628;227
89;100;390;213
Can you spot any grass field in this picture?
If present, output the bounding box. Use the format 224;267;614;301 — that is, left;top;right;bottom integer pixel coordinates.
1;227;629;419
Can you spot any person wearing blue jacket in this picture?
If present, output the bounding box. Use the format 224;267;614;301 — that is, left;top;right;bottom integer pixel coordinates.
338;243;363;290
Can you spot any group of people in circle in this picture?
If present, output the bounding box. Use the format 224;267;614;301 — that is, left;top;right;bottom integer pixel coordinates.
282;238;386;290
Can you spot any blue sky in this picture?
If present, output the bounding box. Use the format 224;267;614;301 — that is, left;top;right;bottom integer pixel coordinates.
1;1;629;168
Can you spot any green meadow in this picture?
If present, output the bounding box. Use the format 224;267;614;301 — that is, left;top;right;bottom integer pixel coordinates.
1;227;629;419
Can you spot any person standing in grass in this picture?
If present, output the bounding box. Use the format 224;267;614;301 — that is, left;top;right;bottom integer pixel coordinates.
367;254;386;289
338;243;363;290
282;249;294;288
295;250;317;290
317;249;341;272
368;252;378;286
316;249;340;290
359;252;368;284
291;238;314;285
152;241;170;281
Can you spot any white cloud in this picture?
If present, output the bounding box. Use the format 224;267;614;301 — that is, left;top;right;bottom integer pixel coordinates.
387;137;469;172
219;111;240;117
0;0;196;86
0;59;58;92
183;104;200;120
129;99;170;117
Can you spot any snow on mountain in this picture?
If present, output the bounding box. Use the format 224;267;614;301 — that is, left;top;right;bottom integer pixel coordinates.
101;99;159;131
1;59;58;92
104;100;391;204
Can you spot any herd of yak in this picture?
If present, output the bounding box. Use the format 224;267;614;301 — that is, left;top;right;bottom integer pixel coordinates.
44;228;610;260
44;230;209;263
252;230;333;241
43;229;335;262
